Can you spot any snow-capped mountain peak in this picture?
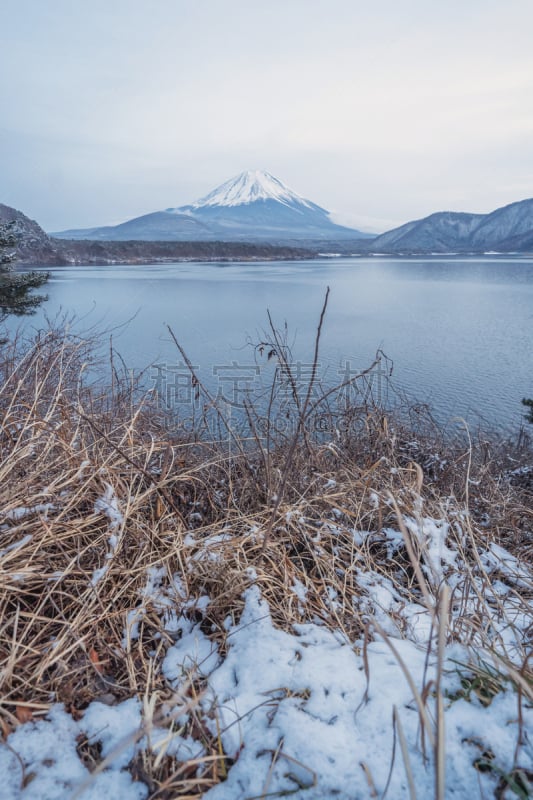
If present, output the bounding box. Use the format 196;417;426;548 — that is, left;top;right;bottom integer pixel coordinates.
188;170;316;210
52;170;371;241
156;169;370;239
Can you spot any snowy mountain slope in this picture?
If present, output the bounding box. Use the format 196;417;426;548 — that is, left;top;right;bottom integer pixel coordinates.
368;211;483;252
366;198;533;253
53;171;370;242
0;203;66;264
496;228;533;252
470;198;533;248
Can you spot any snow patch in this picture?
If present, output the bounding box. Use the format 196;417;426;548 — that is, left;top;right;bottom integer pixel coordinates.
91;482;124;586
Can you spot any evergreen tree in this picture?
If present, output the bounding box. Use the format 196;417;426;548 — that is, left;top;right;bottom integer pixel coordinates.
0;221;49;321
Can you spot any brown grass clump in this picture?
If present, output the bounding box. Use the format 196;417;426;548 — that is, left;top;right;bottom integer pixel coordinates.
0;323;531;798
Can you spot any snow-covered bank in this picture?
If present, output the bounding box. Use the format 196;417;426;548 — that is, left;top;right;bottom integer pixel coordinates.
1;527;531;800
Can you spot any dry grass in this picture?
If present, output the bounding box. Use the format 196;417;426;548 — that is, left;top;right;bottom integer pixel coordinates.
0;325;531;797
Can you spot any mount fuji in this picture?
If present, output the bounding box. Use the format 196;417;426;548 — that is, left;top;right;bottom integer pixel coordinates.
53;170;371;242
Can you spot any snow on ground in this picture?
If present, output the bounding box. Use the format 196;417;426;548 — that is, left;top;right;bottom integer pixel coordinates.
91;482;124;586
1;504;55;524
0;522;531;799
194;587;530;800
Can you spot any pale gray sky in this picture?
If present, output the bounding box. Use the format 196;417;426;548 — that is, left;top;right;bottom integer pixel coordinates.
1;0;532;232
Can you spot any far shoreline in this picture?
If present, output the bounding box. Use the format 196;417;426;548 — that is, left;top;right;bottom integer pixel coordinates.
16;247;533;268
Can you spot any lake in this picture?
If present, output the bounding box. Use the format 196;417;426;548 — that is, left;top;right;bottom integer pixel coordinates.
8;256;533;432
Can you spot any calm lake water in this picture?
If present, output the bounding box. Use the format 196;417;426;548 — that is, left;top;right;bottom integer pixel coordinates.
9;257;533;431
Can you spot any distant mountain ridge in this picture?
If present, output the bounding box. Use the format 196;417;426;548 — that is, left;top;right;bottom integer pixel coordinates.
366;198;533;253
53;170;372;242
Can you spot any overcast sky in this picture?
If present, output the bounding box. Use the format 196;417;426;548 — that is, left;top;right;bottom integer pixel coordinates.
1;0;532;232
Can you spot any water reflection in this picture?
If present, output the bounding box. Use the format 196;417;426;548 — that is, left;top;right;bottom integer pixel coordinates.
8;257;533;430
